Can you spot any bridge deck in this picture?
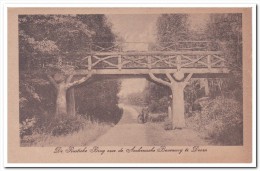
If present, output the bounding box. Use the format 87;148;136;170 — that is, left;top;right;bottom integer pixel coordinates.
75;68;229;75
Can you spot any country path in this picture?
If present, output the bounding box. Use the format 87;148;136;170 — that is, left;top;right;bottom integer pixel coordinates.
90;104;148;146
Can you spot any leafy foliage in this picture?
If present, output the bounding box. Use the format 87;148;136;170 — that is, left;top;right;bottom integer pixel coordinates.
19;117;37;139
75;77;123;124
186;96;243;145
144;82;171;113
145;13;243;144
19;15;122;132
156;14;190;42
163;118;173;130
206;14;242;66
146;13;242;112
121;91;147;107
19;73;55;122
20;116;112;146
47;115;86;136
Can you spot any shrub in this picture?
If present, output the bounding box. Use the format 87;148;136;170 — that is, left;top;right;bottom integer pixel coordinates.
75;78;123;124
29;115;87;137
19;117;37;139
21;120;112;147
19;74;56;123
52;120;82;136
186;96;243;145
211;121;243;145
164;118;173;130
148;113;168;122
46;115;86;136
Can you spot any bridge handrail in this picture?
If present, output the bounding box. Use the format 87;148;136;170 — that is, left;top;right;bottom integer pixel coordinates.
83;41;220;52
28;41;227;72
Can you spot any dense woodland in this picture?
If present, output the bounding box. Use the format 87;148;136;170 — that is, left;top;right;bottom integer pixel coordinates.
19;15;123;141
126;14;243;145
19;13;243;146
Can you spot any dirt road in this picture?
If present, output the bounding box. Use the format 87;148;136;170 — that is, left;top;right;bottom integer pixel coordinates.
90;104;147;146
91;104;209;146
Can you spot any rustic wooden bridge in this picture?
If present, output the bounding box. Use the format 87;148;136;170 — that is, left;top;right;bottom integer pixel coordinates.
40;41;229;129
37;41;228;74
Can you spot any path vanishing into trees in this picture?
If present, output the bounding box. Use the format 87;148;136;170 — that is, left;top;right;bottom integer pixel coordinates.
91;104;209;146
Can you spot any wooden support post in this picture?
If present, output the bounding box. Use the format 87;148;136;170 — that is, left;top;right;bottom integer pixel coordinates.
201;78;210;96
176;55;182;70
118;55;122;70
67;88;76;116
58;56;62;68
88;56;92;70
147;56;152;69
171;82;185;128
149;72;193;129
168;105;172;120
207;55;211;70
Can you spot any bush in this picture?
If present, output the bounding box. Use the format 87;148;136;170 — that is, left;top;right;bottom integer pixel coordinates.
50;117;86;136
148;97;168;113
19;117;37;139
43;115;87;136
21;119;113;147
75;78;123;124
164;118;173;130
186;96;243;145
19;74;122;125
209;121;243;145
148;113;167;122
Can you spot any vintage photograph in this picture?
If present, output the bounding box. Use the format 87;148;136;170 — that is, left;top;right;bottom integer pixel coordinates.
18;12;244;147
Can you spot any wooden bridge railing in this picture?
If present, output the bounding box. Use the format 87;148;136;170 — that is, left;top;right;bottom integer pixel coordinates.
82;51;225;70
30;41;228;74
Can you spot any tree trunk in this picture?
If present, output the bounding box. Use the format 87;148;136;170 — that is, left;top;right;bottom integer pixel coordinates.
148;72;192;129
202;78;210;96
168;105;172;120
204;79;210;96
55;83;67;117
171;83;185;128
67;88;76;116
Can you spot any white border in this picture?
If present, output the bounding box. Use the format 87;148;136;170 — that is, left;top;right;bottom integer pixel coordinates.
1;0;257;168
0;0;4;170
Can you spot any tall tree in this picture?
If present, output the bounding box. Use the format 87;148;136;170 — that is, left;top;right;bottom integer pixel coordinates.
145;14;191;116
19;14;118;118
205;14;242;99
156;14;189;43
206;13;242;69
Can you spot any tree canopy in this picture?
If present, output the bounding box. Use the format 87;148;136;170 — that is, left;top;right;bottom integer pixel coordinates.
19;14;116;74
145;13;243;113
19;14;122;123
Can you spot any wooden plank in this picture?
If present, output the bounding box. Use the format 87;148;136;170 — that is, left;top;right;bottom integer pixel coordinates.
176;55;181;70
74;68;229;75
147;56;152;69
88;56;92;70
91;55;118;68
118;55;122;70
207;55;212;70
91;51;223;56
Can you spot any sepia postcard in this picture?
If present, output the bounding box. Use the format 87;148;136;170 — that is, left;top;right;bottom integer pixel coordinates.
6;6;253;165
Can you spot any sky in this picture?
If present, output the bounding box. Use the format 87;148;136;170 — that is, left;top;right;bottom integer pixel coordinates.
107;14;159;51
188;14;210;32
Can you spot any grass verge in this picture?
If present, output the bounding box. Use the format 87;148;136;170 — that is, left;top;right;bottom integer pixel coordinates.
21;121;112;147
